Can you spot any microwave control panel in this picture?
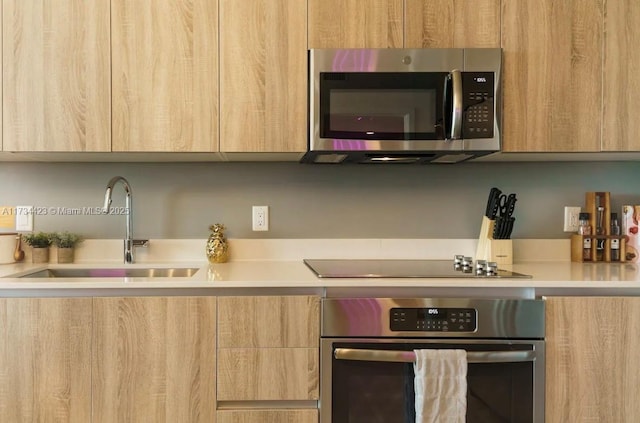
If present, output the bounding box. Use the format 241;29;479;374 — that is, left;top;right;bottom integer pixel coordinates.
390;307;477;332
462;72;495;139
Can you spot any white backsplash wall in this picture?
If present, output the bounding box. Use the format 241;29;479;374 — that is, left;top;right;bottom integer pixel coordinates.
0;161;638;240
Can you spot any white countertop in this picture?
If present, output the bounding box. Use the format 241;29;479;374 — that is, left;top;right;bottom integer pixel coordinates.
1;239;639;296
0;259;639;293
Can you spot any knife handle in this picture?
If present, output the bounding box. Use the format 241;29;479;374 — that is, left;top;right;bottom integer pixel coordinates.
485;187;502;219
504;194;517;218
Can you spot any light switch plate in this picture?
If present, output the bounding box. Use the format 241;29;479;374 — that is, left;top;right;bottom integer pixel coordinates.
15;206;34;231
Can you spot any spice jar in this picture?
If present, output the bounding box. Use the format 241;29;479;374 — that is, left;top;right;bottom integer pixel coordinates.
578;212;592;261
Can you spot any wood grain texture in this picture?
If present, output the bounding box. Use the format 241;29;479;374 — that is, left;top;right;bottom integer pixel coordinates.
2;0;110;152
405;0;500;48
501;0;602;152
308;0;403;48
546;297;640;422
217;295;320;348
217;409;318;423
603;0;640;151
92;296;216;423
219;0;307;153
111;0;218;152
0;298;92;422
217;348;319;401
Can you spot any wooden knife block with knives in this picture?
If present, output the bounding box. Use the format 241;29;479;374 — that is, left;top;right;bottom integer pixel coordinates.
476;188;516;265
570;192;627;262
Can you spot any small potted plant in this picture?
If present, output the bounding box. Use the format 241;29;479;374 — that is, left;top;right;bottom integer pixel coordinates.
23;232;53;263
51;232;83;263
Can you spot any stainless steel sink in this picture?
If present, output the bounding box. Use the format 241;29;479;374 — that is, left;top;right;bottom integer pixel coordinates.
17;267;199;278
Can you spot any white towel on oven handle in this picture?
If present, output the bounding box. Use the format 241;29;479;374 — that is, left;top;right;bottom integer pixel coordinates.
413;349;467;423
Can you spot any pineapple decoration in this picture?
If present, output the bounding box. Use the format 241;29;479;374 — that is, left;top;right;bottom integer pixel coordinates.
206;224;229;264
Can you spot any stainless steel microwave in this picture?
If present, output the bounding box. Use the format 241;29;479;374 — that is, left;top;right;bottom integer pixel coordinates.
301;48;502;164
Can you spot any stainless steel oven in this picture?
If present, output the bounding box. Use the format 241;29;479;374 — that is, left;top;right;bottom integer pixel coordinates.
320;298;545;422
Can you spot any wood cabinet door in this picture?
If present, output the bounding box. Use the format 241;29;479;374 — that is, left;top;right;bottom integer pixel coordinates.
308;0;403;48
218;295;320;348
0;298;92;422
603;0;640;151
92;296;216;423
2;0;110;152
217;348;319;401
217;409;318;423
219;0;307;153
111;0;218;152
501;0;602;152
546;297;640;422
217;296;320;402
405;0;500;48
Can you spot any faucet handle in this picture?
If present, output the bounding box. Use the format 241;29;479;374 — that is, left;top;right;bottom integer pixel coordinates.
133;239;149;248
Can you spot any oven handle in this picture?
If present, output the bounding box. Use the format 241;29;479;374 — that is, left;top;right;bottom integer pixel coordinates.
334;348;536;364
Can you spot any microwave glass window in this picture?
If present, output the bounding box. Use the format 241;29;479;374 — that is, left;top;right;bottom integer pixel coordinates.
320;72;447;140
329;89;436;136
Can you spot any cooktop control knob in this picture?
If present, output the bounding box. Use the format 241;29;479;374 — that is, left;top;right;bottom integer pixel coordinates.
461;257;473;273
475;260;487;275
486;262;498;276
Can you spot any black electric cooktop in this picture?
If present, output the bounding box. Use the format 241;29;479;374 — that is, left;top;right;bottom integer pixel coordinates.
303;259;532;279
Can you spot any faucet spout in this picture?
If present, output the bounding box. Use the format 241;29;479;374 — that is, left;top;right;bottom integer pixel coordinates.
103;176;136;263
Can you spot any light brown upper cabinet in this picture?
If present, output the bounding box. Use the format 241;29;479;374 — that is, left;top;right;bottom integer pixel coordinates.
2;1;111;152
111;0;218;152
219;0;307;153
501;0;603;152
603;0;640;151
405;0;500;48
308;0;403;48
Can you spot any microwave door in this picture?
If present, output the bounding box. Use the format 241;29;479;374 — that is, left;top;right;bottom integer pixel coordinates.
443;69;463;141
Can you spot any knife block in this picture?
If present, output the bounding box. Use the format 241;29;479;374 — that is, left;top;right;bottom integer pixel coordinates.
476;216;513;265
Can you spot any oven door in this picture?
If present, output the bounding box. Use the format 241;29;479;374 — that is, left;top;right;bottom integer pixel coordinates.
320;338;544;423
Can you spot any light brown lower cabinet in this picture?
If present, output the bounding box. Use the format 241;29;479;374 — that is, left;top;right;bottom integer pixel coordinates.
546;296;640;422
93;296;217;423
0;298;92;422
217;296;320;421
217;348;319;401
0;296;217;423
217;409;318;423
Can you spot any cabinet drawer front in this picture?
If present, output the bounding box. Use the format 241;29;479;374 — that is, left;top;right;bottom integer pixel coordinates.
218;296;319;348
218;348;319;401
217;409;318;423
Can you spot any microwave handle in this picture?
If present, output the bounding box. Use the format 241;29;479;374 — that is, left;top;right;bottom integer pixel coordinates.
334;347;536;364
443;69;463;140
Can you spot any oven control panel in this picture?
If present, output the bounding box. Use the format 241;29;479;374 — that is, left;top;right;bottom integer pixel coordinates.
390;307;477;332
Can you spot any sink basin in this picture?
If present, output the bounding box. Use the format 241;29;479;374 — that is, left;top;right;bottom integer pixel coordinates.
17;267;199;278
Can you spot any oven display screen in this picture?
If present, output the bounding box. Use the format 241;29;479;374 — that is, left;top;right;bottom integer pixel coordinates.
417;308;446;320
390;307;476;332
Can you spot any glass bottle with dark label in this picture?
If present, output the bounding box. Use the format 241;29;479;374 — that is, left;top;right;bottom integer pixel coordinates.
595;207;605;261
578;212;592;261
610;213;621;261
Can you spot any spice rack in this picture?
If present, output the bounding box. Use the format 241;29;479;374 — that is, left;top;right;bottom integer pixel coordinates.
570;192;627;262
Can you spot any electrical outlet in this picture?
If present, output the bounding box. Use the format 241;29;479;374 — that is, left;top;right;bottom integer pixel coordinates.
252;206;269;231
15;206;34;231
563;206;581;232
